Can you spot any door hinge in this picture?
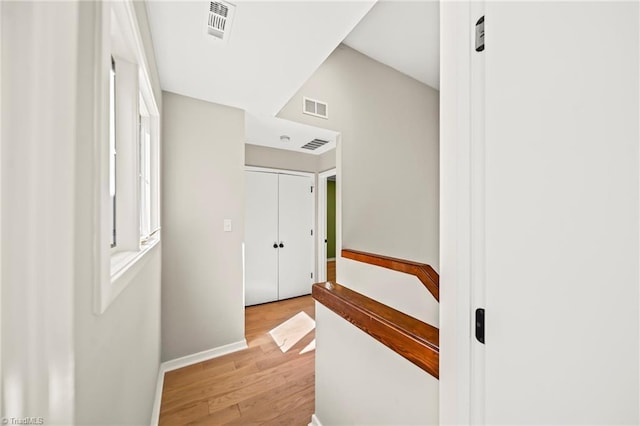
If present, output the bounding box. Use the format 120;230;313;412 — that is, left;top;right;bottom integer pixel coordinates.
311;272;313;279
475;16;485;52
475;308;485;344
311;186;314;193
311;229;313;236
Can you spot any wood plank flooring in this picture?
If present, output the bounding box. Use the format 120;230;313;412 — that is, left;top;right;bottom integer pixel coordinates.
327;260;336;282
159;296;315;425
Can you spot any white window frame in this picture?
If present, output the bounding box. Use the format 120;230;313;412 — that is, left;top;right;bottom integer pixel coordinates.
109;56;117;248
139;105;152;242
94;0;160;314
316;168;336;282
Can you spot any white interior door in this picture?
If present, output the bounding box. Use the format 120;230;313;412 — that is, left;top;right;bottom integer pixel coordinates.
245;171;279;306
481;2;639;423
277;173;313;300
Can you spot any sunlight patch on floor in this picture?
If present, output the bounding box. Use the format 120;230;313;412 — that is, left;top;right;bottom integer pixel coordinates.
269;311;315;353
299;338;315;354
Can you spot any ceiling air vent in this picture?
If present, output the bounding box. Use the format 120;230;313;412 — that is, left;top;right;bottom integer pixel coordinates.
303;97;328;119
301;139;330;151
206;1;236;41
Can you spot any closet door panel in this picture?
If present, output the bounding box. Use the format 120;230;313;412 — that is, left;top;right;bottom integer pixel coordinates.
278;174;314;300
245;171;279;306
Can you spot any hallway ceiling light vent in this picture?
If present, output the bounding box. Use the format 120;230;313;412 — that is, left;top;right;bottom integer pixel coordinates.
303;97;328;119
206;1;236;42
301;139;329;151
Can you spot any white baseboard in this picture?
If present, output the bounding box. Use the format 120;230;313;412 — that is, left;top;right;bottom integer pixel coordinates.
161;339;248;372
149;339;248;425
309;414;323;426
149;366;165;426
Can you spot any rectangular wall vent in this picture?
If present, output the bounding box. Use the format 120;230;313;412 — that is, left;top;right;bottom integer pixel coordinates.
301;139;330;151
206;1;236;41
303;97;329;119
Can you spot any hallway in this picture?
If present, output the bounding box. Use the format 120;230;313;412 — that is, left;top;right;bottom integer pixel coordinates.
159;296;315;425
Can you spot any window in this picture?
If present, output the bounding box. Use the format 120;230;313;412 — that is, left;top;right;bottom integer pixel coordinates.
96;1;160;314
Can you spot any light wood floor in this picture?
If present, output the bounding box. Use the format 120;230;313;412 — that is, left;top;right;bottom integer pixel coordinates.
327;260;336;282
159;296;315;425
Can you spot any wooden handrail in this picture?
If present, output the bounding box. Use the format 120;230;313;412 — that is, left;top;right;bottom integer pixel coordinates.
342;249;439;301
312;282;439;379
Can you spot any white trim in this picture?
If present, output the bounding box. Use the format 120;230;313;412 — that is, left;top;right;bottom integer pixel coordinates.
245;165;315;179
308;414;323;426
161;339;248;373
0;2;4;415
149;365;165;426
92;0;110;315
335;134;342;285
440;2;473;425
109;236;160;300
149;339;248;425
317;168;337;282
121;1;158;117
94;0;161;314
469;1;486;423
327;257;336;262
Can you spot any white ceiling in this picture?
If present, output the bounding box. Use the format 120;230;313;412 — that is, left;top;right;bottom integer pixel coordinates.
145;1;439;155
146;1;376;116
343;0;440;89
245;113;338;155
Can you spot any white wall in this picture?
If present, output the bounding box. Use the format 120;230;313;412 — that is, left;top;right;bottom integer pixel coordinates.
162;92;245;361
279;44;440;269
339;259;438;327
2;2;164;424
2;3;78;422
442;1;640;424
74;249;161;426
245;144;336;174
279;44;440;424
317;149;336;174
245;144;320;173
316;305;438;425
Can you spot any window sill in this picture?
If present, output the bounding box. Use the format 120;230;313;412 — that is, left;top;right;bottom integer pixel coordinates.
110;236;160;285
94;235;161;314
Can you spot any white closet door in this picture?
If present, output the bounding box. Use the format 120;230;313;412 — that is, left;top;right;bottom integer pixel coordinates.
277;173;314;300
245;171;279;306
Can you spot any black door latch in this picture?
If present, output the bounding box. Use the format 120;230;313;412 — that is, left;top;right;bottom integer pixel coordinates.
475;16;485;52
475;308;485;344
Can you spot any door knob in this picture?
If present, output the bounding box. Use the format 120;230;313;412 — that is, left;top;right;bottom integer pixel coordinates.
273;243;278;249
279;242;284;248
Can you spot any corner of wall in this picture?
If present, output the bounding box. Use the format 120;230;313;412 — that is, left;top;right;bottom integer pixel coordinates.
161;92;245;362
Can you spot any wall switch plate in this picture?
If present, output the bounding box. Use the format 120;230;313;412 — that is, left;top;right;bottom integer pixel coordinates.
224;219;232;232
